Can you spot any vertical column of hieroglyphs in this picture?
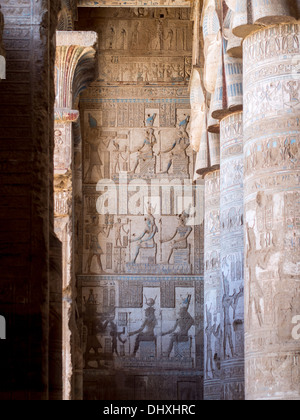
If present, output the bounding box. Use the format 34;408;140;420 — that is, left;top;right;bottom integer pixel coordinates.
76;7;203;400
203;170;221;400
243;23;300;400
220;112;244;400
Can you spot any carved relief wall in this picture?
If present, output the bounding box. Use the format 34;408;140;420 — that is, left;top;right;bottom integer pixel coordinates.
75;8;204;400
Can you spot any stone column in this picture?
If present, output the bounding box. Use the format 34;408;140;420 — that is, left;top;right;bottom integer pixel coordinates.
201;0;246;399
203;170;222;400
220;111;244;400
192;0;203;68
54;30;97;400
54;112;78;402
243;23;300;400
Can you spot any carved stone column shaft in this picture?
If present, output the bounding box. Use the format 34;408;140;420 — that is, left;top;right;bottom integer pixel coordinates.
54;30;97;400
243;24;300;400
204;170;222;400
220;111;244;400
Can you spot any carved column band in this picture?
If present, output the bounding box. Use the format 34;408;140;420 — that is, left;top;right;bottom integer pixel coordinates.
204;170;222;400
243;24;300;400
220;111;244;400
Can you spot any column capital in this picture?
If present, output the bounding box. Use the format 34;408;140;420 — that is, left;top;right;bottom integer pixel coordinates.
54;108;79;124
55;31;98;110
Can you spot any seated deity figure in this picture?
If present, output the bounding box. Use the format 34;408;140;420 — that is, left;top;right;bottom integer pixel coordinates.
161;211;192;264
130;208;158;264
129;297;157;357
158;114;190;174
162;295;194;358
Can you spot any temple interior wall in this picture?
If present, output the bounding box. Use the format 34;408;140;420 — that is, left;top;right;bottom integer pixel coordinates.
75;7;204;400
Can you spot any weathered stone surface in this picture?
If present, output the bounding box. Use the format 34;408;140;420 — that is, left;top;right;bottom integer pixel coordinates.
243;24;300;401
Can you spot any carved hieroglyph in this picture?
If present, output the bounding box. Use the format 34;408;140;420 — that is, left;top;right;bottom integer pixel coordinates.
204;170;222;400
220;112;244;400
243;24;300;401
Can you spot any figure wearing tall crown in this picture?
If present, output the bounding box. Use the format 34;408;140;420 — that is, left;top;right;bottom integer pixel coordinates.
130;204;158;264
160;211;192;264
162;295;194;358
129;296;158;358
